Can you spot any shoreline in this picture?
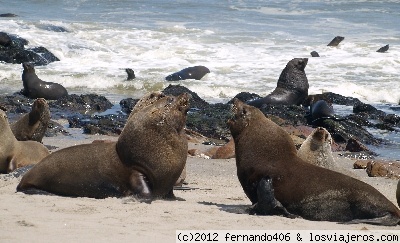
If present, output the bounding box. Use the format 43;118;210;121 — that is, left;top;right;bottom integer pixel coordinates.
0;133;399;242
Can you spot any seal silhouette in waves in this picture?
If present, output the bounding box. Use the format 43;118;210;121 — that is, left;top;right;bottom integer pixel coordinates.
165;66;210;81
0;110;49;174
228;99;400;225
247;58;309;108
17;92;190;199
11;98;50;143
21;62;68;100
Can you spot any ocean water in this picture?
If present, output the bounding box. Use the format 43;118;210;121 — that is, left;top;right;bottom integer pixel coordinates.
1;0;400;158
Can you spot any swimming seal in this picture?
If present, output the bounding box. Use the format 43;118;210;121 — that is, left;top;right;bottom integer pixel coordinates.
21;62;68;100
247;58;309;108
165;66;210;81
228;99;400;225
297;127;336;170
17;93;190;199
0;110;49;173
125;68;136;80
11;98;50;142
377;44;389;53
327;36;344;47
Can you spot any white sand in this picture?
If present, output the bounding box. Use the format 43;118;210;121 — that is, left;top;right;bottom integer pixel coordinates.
0;133;399;243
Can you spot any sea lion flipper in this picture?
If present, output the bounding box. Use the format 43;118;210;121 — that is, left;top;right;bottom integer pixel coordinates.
129;170;151;198
341;213;400;226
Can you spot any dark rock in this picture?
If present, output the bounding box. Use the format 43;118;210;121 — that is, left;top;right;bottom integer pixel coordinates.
306;92;361;106
119;98;138;114
49;94;113;114
45;120;69;137
68;114;127;136
162;84;209;110
231;92;261;104
0;32;59;66
366;160;400;179
345;138;372;153
0;32;12;47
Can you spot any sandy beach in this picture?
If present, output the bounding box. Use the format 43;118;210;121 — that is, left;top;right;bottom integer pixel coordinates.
0;126;399;243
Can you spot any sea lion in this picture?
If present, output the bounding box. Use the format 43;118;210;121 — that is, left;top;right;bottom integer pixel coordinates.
17;93;190;199
248;58;309;108
228;99;400;225
249;176;298;218
377;44;389;53
0;13;18;17
11;98;50;142
125;68;136;80
305;99;343;125
21;62;68;100
0;110;49;174
0;32;12;47
327;36;344;47
297;127;336;170
397;180;400;208
310;51;320;57
165;66;210;81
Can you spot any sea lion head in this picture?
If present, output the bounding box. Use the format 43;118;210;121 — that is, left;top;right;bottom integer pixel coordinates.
0;109;8;129
308;127;332;150
129;92;166;118
228;98;256;139
29;98;50;125
22;62;35;72
291;58;308;71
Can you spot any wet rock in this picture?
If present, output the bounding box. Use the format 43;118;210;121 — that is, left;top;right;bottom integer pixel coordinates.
50;94;113;114
45;120;69;137
119;98;138;114
68;113;127;136
345;138;371;153
354;160;369;169
0;32;59;66
306;92;361;107
366;160;400;179
162;84;209;110
232;92;261;104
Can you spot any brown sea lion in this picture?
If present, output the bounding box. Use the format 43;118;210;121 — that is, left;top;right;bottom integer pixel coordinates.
17;93;190;199
247;58;309;108
397;180;400;208
165;66;210;81
21;62;68;100
11;98;50;142
228;99;400;225
297;127;336;170
0;110;49;174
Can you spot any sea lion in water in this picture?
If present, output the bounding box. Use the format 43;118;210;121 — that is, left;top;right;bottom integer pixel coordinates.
310;51;320;57
0;110;49;174
11;98;50;143
17;93;190;199
228;99;400;225
165;66;210;81
125;68;136;80
247;58;309;108
21;62;68;100
297;127;336;170
327;36;344;47
377;44;389;53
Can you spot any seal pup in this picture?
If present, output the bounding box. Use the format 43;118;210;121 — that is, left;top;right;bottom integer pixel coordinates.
165;66;210;81
17;93;190;199
0;110;49;173
125;68;136;80
249;177;298;218
297;127;336;170
327;36;344;46
228;99;400;225
21;62;68;100
377;44;389;53
11;98;50;142
248;58;309;108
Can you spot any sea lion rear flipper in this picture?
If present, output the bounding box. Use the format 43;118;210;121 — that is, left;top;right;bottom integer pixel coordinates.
341;213;400;226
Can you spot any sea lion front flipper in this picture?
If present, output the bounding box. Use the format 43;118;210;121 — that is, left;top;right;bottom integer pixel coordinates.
250;177;298;219
129;170;151;199
341;213;400;226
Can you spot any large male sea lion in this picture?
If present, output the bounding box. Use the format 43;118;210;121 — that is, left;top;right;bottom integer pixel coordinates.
165;66;210;81
17;93;190;199
21;62;68;100
11;98;50;142
0;110;49;174
247;58;309;108
228;99;400;225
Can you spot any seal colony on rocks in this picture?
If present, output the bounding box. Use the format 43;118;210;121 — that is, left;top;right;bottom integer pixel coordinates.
165;66;210;81
21;62;68;100
247;58;309;108
0;110;49;174
228;99;400;225
11;98;50;143
17;92;190;199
